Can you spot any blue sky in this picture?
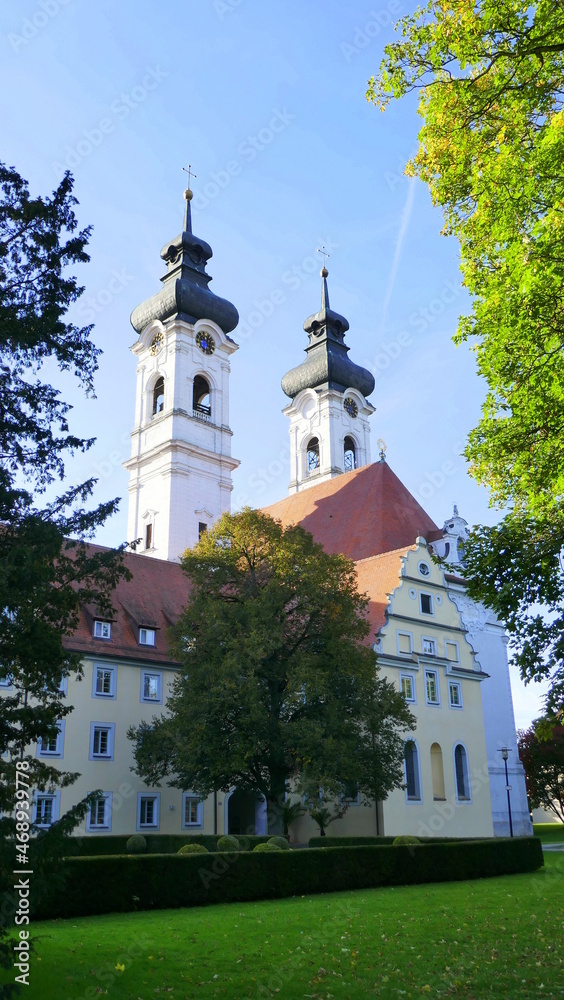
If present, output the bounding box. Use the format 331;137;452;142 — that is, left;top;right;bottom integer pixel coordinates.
2;0;545;727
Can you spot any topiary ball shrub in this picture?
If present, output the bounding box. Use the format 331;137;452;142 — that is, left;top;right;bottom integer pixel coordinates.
253;841;281;853
216;835;241;852
126;835;147;854
177;843;209;855
268;836;290;850
392;835;421;846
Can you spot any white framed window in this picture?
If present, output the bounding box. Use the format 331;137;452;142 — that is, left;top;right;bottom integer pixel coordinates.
425;669;440;706
420;592;434;615
182;794;203;828
93;620;112;640
400;673;416;703
141;671;162;704
454;743;471;802
86;793;112;832
445;641;460;662
418;561;431;577
137;793;160;830
92;664;116;699
404;740;422;802
89;723;115;760
33;792;60;828
397;631;413;656
139;628;156;646
421;637;437;656
38;721;64;758
448;681;463;709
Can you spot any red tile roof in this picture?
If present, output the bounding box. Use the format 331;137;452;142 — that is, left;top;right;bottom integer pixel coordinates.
354;547;412;640
263;461;440;562
66;463;439;663
65;545;190;665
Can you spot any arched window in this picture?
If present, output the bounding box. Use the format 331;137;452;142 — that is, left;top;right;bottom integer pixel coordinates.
454;743;470;801
306;437;320;474
430;742;446;800
404;740;421;801
344;436;356;472
152;377;164;415
193;375;211;416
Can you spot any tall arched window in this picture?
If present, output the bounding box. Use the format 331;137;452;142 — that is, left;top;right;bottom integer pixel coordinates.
430;742;446;800
404;740;421;801
193;375;211;416
306;437;320;474
152;377;164;415
344;436;356;472
454;743;470;801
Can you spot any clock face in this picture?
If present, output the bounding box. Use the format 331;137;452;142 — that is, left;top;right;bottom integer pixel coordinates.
196;331;216;355
149;332;163;356
344;397;358;418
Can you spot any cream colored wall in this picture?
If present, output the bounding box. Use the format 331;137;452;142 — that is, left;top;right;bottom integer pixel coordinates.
49;657;217;837
375;541;493;838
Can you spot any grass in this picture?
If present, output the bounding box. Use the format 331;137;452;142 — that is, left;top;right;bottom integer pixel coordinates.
533;822;564;844
6;853;564;1000
8;853;563;1000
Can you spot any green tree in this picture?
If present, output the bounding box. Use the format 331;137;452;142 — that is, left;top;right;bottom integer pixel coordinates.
518;719;564;822
368;1;564;709
128;509;414;834
0;162;125;992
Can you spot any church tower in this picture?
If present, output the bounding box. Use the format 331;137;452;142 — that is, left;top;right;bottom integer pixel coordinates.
124;183;239;561
281;265;375;493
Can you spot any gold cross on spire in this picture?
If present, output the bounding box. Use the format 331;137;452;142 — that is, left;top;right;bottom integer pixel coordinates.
182;164;197;188
317;245;330;269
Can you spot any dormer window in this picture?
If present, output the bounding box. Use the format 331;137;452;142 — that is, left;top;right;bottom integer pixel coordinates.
152;377;165;415
139;628;156;647
93;620;111;640
344;436;356;472
306;437;320;474
193;375;211;417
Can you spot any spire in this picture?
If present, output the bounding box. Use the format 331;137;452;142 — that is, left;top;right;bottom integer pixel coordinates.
281;264;375;400
130;175;238;335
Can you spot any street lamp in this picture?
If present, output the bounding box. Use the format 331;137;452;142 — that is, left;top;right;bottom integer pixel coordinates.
500;747;513;838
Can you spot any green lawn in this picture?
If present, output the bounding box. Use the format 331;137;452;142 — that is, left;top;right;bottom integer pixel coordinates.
9;854;564;1000
533;822;564;844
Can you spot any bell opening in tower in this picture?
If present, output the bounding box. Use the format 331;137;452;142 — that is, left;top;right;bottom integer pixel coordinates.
306;437;320;475
344;436;356;472
193;375;211;417
152;377;165;415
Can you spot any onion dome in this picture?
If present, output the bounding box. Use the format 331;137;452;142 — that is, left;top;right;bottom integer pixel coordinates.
281;268;375;399
130;188;239;335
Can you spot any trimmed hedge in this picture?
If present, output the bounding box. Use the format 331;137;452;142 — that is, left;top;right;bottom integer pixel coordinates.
308;835;479;848
63;834;272;856
32;837;543;921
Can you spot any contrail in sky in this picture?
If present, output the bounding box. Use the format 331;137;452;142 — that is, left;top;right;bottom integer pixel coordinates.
377;176;416;336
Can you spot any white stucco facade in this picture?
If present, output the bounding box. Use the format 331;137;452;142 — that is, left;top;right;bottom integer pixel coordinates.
124;316;239;561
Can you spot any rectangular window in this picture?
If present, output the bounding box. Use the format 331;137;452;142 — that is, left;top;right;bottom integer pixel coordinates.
38;722;63;757
198;522;208;539
86;793;112;831
420;593;433;615
425;669;440;706
139;628;156;646
90;723;115;760
93;665;116;698
93;620;111;640
145;523;153;550
397;631;412;655
182;795;202;827
449;681;463;709
445;641;459;662
422;637;436;656
138;794;160;830
400;673;415;702
34;794;57;827
141;671;162;703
